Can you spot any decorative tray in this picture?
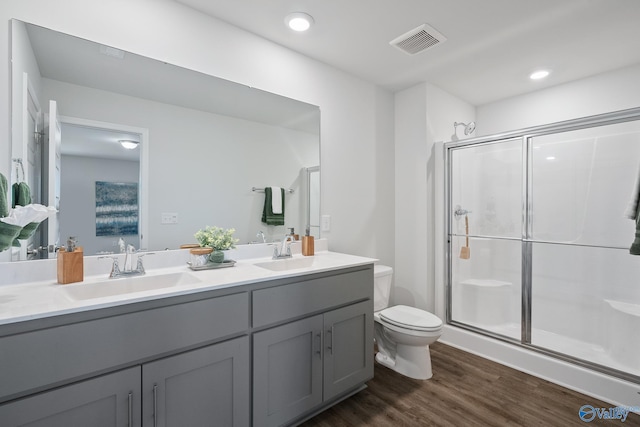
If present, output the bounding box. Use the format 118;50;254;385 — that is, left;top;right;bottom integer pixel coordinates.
187;259;236;271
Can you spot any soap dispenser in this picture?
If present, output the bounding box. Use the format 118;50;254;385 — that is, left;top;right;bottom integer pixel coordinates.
289;227;299;241
302;225;314;256
57;236;84;284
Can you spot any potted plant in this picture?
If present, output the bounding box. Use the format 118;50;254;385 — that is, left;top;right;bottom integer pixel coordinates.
194;226;239;263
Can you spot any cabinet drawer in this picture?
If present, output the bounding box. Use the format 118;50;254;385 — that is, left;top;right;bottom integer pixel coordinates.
252;268;372;328
0;292;249;402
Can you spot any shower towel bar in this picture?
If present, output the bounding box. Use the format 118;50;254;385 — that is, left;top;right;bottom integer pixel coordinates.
252;187;294;194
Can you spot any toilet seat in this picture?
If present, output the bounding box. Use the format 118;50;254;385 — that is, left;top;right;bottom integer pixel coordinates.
379;305;443;332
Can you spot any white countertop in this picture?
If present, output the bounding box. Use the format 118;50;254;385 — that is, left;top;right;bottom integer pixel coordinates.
0;250;376;326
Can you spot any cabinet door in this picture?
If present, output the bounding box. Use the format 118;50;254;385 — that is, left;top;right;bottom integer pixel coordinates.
253;315;323;427
142;336;250;427
0;367;140;427
323;300;374;400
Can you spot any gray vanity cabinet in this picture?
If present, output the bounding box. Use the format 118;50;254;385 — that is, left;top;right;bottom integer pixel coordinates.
252;300;373;427
253;315;324;427
143;336;250;427
322;300;373;401
0;366;141;427
0;264;373;427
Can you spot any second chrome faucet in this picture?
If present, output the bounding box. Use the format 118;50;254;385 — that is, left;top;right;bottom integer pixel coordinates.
273;231;296;259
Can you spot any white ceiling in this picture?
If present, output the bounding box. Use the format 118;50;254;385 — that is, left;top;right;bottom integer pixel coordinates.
175;0;640;106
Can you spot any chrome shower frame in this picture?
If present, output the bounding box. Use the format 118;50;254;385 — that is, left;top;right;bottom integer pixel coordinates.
443;106;640;384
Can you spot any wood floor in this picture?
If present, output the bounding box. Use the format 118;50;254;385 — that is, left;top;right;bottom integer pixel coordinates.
301;342;640;427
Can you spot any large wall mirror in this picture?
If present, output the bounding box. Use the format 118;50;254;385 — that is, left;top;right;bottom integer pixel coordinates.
9;20;320;261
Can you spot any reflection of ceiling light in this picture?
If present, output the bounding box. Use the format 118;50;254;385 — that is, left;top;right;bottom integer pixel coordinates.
119;140;139;150
530;70;550;80
285;12;314;32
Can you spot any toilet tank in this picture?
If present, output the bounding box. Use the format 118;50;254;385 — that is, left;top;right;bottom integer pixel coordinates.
373;265;393;312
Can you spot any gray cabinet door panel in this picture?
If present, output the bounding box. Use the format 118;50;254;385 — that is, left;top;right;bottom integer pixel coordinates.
143;336;250;427
253;315;323;427
252;268;372;328
0;366;140;427
0;292;249;401
323;300;374;400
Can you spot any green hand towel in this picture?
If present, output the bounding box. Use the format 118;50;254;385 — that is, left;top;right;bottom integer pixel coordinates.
261;187;285;226
0;173;8;217
12;181;31;208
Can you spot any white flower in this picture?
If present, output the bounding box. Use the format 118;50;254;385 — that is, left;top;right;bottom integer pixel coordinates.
194;226;239;251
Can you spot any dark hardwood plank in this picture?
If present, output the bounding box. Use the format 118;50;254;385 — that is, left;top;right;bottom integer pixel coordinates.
301;342;640;426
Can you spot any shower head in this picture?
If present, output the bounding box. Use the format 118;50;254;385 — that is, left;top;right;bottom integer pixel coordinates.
454;121;476;135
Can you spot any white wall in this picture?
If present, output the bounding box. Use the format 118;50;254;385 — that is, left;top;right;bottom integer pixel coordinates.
394;82;475;312
0;0;395;265
60;155;140;255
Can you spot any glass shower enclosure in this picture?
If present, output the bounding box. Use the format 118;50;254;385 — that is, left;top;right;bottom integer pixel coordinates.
445;108;640;382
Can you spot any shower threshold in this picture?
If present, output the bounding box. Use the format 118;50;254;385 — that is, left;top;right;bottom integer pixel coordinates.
459;321;640;379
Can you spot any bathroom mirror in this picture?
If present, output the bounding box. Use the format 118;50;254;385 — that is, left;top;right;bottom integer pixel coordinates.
9;20;320;260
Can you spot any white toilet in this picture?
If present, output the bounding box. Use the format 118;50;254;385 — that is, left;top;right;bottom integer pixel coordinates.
373;265;443;380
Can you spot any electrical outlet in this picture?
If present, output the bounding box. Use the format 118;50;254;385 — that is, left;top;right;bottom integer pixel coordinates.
321;215;331;232
161;212;178;224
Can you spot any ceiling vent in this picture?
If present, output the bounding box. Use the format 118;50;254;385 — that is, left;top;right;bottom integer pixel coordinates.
390;24;446;55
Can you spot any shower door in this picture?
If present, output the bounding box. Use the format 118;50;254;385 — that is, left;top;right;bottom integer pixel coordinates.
445;108;640;381
448;138;523;340
529;121;640;377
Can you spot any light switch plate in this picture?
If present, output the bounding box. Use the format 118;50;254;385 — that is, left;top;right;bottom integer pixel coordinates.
321;215;331;232
161;212;178;224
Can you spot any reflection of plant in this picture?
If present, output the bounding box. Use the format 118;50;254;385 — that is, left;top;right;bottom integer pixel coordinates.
194;226;238;251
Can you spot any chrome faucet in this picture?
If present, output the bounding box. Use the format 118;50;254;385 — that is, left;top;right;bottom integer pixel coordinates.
273;232;295;259
100;241;153;278
256;230;266;243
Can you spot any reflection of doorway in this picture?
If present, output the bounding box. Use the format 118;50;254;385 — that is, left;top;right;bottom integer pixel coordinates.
58;117;148;255
11;72;43;261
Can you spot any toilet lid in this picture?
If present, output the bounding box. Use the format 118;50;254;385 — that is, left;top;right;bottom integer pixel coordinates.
379;305;443;331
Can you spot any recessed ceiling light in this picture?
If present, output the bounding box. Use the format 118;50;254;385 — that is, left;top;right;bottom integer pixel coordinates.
285;12;314;32
530;70;550;80
119;140;139;150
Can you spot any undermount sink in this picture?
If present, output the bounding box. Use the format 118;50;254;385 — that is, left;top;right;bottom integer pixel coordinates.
63;272;202;301
254;257;316;272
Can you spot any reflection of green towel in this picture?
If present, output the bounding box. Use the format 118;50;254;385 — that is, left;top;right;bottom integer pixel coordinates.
12;182;31;208
261;187;285;225
0;173;8;217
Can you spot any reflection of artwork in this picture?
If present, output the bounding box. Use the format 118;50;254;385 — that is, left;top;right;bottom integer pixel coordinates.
95;181;139;236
